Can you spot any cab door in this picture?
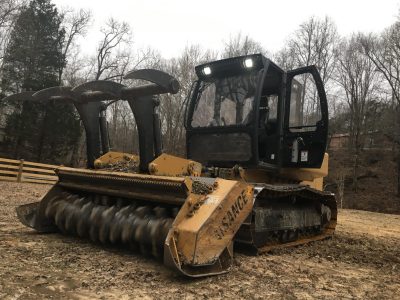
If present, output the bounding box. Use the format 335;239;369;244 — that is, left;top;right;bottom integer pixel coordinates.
281;66;328;168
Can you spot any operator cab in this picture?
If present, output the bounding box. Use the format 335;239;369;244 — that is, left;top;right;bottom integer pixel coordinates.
185;54;328;170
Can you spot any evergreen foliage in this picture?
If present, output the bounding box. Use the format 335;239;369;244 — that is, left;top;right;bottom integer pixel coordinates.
1;0;81;163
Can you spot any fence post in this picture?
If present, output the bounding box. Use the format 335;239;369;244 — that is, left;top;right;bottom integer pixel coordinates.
17;159;24;183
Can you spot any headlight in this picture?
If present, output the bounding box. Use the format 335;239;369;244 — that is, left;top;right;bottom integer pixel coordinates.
202;66;211;75
244;58;253;68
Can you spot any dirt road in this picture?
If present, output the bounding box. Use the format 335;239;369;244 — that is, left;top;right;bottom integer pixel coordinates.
0;181;399;299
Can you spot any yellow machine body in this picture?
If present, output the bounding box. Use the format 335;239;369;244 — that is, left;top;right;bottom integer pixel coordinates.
13;57;337;278
281;153;330;191
149;153;202;177
94;151;139;169
17;155;254;276
16;150;336;277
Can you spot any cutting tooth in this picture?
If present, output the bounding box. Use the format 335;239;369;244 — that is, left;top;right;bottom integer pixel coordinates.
122;206;151;251
136;206;152;218
136;216;154;256
54;193;75;233
109;205;136;244
121;212;140;247
89;205;107;242
98;206;118;244
44;191;177;260
54;200;69;233
149;218;162;258
159;218;173;245
64;197;84;234
148;207;165;258
76;201;96;238
45;195;63;219
153;206;167;218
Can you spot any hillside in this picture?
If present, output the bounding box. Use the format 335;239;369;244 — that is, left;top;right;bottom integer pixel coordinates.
327;149;400;214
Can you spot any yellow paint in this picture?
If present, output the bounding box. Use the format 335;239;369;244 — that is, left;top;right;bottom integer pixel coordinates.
94;151;138;169
164;179;253;275
280;153;329;184
149;153;202;177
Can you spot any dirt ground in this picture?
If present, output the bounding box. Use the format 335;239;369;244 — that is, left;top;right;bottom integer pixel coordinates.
0;182;399;300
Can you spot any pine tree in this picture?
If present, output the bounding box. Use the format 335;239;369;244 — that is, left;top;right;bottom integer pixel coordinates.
1;0;81;163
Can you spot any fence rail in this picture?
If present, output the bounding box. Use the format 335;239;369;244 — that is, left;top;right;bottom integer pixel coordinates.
0;157;58;184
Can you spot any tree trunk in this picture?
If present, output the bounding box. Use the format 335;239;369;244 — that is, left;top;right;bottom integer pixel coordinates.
14;103;29;159
352;120;360;192
112;103;119;145
69;127;84;167
397;103;400;197
397;151;400;197
36;105;51;162
353;153;359;192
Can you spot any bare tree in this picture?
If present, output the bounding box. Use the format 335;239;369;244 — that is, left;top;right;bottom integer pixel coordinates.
222;32;267;58
335;35;380;191
0;0;20;55
360;20;400;196
106;48;161;151
275;45;297;70
335;168;346;209
275;16;339;125
276;16;339;86
360;23;400;109
58;8;91;83
62;45;93;86
94;18;131;81
0;0;20;133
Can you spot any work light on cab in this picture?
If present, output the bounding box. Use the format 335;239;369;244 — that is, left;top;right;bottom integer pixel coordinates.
202;66;212;75
244;58;253;68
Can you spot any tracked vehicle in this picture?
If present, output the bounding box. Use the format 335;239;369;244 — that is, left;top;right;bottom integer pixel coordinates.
10;54;337;277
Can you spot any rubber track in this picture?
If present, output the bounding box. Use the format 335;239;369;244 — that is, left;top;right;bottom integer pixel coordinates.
252;183;338;253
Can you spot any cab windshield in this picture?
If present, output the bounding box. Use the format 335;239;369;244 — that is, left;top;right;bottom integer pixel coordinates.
191;72;258;128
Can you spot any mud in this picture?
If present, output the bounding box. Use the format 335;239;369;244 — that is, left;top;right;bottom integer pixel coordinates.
0;181;399;299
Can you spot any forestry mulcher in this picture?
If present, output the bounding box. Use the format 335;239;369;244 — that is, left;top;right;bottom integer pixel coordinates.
9;54;337;277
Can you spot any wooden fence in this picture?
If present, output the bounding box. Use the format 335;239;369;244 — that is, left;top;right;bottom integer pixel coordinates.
0;157;58;184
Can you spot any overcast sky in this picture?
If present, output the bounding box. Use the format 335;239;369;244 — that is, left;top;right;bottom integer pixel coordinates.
52;0;400;58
